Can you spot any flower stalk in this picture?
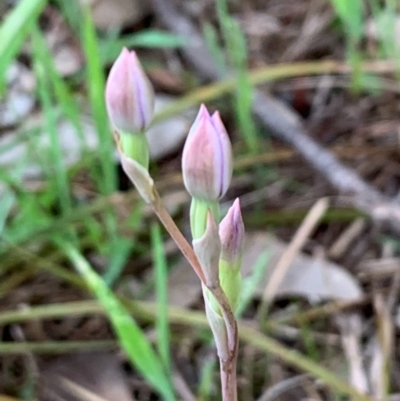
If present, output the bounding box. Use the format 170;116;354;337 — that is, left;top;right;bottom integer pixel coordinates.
106;49;241;401
184;105;238;401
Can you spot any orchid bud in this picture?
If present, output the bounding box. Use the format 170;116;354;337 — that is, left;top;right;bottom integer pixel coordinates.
105;48;155;134
219;198;244;270
219;198;244;310
182;105;233;202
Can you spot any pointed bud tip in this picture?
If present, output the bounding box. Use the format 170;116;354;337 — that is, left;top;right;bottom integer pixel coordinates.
199;103;209;114
219;198;244;267
211;110;220;119
232;198;241;215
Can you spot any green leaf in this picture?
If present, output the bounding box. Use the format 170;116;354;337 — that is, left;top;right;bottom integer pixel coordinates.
202;22;226;77
100;30;186;65
104;204;143;286
81;8;116;195
30;29;86;146
62;242;176;401
0;0;48;95
237;251;270;317
128;30;186;48
330;0;364;42
0;190;15;236
151;223;172;376
32;27;72;215
81;7;119;254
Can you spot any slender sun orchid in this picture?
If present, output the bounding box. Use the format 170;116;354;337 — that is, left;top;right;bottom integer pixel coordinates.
105;48;242;401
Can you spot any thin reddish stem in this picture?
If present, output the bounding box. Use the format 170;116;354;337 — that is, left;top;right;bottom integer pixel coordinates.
220;354;238;401
151;189;206;283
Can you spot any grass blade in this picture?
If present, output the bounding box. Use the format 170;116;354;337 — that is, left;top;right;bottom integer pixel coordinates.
30;29;86;146
0;190;15;236
62;242;176;401
330;0;364;42
215;0;259;153
0;0;48;93
103;202;143;286
100;30;186;65
236;250;271;317
151;223;172;375
32;27;72;214
81;8;116;195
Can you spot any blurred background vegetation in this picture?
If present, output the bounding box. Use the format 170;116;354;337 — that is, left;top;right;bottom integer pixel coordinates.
1;0;400;400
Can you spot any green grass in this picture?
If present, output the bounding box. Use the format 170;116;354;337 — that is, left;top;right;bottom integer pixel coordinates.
329;0;400;88
32;27;73;215
1;0;400;399
330;0;364;45
216;0;259;153
203;0;259;153
62;241;176;401
0;0;48;94
329;0;364;89
151;223;172;375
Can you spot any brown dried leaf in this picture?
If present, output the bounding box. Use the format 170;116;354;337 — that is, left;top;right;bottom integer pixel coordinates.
165;232;363;308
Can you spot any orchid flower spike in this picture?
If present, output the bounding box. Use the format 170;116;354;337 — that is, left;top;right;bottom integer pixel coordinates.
105;47;155;134
182;105;233;202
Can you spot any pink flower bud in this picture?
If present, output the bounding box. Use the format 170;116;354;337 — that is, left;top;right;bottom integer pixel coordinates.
219;198;244;269
182;105;233;201
105;48;155;133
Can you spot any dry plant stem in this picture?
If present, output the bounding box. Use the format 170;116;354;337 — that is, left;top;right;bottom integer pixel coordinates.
150;187;238;400
258;197;329;319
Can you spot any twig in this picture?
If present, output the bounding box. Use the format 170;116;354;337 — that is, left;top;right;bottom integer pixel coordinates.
258;197;329;319
149;0;400;233
256;374;310;401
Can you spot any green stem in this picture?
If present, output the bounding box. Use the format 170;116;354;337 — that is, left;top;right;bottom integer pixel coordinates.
120;132;149;169
190;198;219;239
190;197;237;401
